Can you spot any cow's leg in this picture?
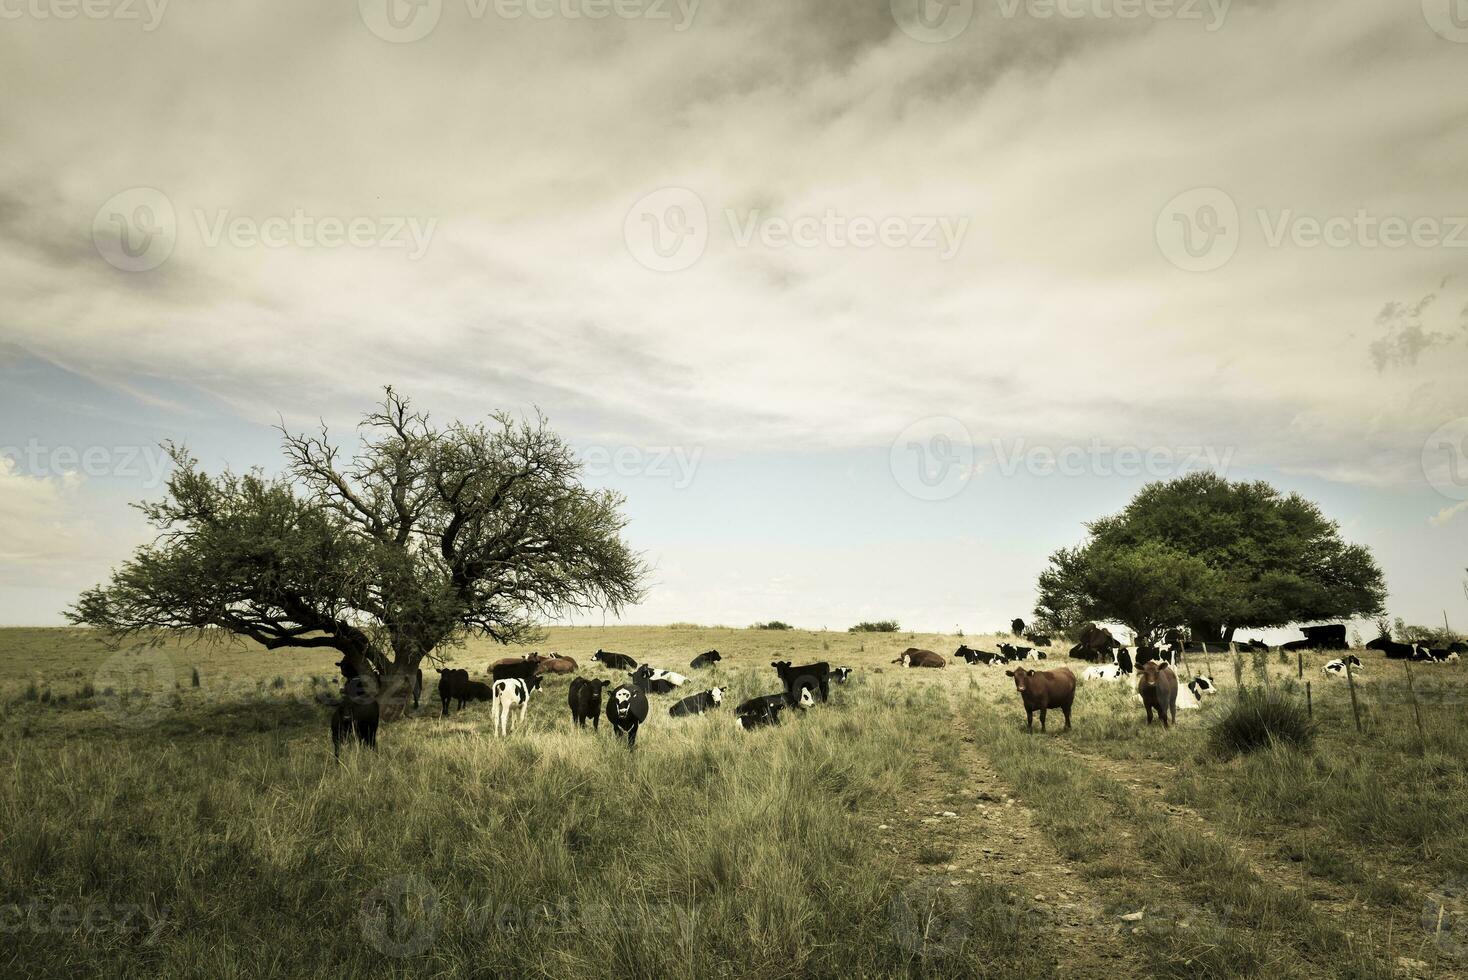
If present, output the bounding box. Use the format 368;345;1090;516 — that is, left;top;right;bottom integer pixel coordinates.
519;697;529;731
628;725;638;750
1026;709;1034;732
1062;704;1071;730
1146;704;1154;725
1039;708;1047;732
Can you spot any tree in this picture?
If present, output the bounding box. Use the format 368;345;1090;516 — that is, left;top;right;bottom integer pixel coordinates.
1033;473;1386;644
70;390;646;714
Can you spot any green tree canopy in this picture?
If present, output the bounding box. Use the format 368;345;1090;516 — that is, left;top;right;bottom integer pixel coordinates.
1033;472;1386;643
69;390;646;710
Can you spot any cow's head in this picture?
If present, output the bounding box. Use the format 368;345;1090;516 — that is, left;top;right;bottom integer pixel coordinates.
891;652;911;667
704;650;722;661
1004;667;1036;692
1137;660;1169;690
797;687;815;708
709;687;724;704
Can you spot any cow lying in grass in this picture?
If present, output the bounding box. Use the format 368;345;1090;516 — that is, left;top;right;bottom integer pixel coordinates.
830;666;853;684
630;665;678;695
594;649;638;672
690;650;722;670
437;668;493;717
1323;655;1362;676
1004;666;1075;733
669;688;724;717
893;649;945;669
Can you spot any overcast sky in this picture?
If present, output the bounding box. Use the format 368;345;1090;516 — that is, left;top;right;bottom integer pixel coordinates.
2;0;1467;636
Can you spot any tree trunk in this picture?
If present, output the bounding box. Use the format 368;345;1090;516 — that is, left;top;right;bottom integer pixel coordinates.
1222;624;1237;643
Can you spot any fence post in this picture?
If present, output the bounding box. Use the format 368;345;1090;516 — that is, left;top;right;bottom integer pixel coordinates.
1297;649;1303;679
1306;680;1312;719
1404;661;1427;755
1344;659;1362;733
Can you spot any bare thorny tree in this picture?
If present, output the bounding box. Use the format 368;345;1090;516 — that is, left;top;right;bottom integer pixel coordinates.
71;389;646;714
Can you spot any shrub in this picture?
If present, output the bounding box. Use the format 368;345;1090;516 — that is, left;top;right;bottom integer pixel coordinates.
750;621;794;631
848;620;900;633
1209;690;1315;757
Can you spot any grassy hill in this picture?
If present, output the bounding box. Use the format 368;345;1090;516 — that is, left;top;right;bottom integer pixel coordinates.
1;626;1464;978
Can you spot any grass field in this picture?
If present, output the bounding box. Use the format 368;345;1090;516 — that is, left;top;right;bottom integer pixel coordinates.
1;625;1466;978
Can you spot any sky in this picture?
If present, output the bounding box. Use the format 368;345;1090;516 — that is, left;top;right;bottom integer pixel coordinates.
2;0;1467;637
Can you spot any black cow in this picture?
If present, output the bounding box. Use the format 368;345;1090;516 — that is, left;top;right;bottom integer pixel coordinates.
594;649;638;672
736;694;787;730
605;684;649;748
1366;636;1416;660
830;666;853;683
1068;644;1107;663
1025;633;1052;647
330;661;379;760
670;688;724;717
1114;647;1134;674
1448;641;1468;654
437;668;470;716
630;665;678;695
690;650;722;670
1011;618;1026;636
1282;624;1349;652
492;659;540;687
568;677;610;729
772;660;830;704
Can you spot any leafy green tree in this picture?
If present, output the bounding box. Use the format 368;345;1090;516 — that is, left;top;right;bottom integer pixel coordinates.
1034;473;1385;644
69;390;645;713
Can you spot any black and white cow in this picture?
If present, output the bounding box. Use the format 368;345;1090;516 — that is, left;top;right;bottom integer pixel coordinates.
955;646;1006;665
629;665;678;695
830;666;854;684
999;643;1041;661
1082;663;1125;681
772;660;831;704
690;650;722;670
605;684;650;748
1187;675;1217;699
669;688;725;717
1322;657;1361;676
492;676;540;736
736;698;784;730
567;676;609;730
640;665;688;687
594;649;638;672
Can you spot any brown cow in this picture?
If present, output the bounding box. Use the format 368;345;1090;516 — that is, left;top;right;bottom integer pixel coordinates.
1136;661;1178;728
1004;666;1075;733
534;654;578;675
892;648;945;668
490;653;547;671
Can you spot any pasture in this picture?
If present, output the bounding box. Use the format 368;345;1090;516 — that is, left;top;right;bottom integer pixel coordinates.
1;625;1466;978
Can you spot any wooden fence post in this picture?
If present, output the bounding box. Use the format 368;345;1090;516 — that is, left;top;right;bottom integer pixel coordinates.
1306;681;1312;719
1345;659;1362;733
1404;661;1427;755
1297;649;1303;679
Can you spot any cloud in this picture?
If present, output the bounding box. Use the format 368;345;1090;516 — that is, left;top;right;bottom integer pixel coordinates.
1430;499;1468;527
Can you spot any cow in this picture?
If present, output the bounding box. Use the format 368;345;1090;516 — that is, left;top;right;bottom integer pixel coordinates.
1366;636;1416;660
1114;647;1134;675
954;645;982;664
1004;666;1075;733
1322;658;1361;676
605;685;650;749
1448;642;1468;654
1011;618;1026;636
594;649;638;672
1082;664;1124;681
670;688;725;718
535;655;578;675
1136;661;1178;729
1187;675;1217;699
1069;644;1107;663
893;649;945;669
957;646;1007;665
1283;624;1349;652
330;661;380;760
568;677;609;729
737;698;784;731
690;650;722;670
492;676;540;736
1127;645;1176;668
830;666;854;683
773;660;831;704
1025;633;1053;647
492;658;540;690
491;653;545;670
641;666;688;687
437;668;470;716
630;665;678;696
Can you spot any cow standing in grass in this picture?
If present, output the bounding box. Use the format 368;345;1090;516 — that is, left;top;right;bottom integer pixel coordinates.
1137;661;1178;729
331;659;380;760
1004;666;1075;733
606;685;650;749
492;676;539;736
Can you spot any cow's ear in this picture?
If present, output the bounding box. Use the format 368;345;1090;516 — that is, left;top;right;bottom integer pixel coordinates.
1004;669;1014;676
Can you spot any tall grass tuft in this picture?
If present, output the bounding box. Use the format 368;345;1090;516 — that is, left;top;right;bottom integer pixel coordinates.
1209;689;1315;757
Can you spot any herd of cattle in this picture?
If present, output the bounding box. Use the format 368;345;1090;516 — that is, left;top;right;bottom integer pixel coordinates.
327;620;1464;757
